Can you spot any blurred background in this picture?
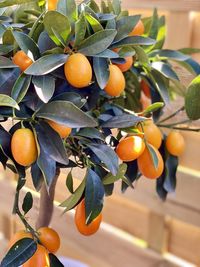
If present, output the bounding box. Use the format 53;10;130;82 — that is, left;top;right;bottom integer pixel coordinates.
0;1;200;267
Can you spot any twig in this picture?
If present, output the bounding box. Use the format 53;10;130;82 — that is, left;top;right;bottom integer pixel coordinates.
158;106;185;123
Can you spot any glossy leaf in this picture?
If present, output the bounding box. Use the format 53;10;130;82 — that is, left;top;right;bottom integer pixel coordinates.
31;162;44;191
163;154;178;193
0;56;17;68
151;62;179;80
11;73;31;103
49;254;64;267
77;127;104;140
101;114;145;128
85;12;103;32
74;14;86;46
36;101;97;128
149;49;190;61
110;36;156;49
115;15;140;41
0;44;13;55
66;171;73;194
142;102;164;116
122;160;138;192
25;54;68;76
57;0;77;22
22;192;33;215
95;49;119;58
85;169;104;224
0;94;19;110
52;92;86;108
93;57;109;89
77;29;117;56
103;163;127;185
32;75;55;103
146;143;159;169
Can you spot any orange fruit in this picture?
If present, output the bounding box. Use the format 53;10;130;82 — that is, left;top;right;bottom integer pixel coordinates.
140;79;151;98
48;0;58;10
140;92;151;111
11;128;38;166
116;136;145;162
64;53;92;88
129;20;145;36
104;65;125;97
115;56;133;72
38;227;60;253
8;230;33;249
47;120;71;138
23;244;50;267
138;120;162;149
75;199;102;236
12;51;33;72
137;145;164;179
166;131;185;156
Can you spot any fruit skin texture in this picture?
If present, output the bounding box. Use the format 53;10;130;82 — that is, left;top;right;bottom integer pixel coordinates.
48;0;58;10
75;199;102;236
104;65;126;97
8;230;32;249
23;244;50;267
116;136;145;162
12;51;33;72
64;53;92;88
115;56;133;72
138;120;163;149
166;131;185;156
47;120;71;138
11;128;38;166
137;145;164;179
141;80;151;98
129;20;145;36
38;227;60;253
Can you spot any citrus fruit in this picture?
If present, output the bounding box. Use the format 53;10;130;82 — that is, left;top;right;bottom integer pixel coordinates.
115;56;133;72
137;145;164;179
138;120;163;149
47;120;71;139
104;65;125;97
8;230;32;249
11;128;38;166
48;0;58;10
166;131;185;156
116;136;145;162
12;51;33;72
38;227;60;253
64;53;92;88
140;79;151;98
129;20;145;36
23;244;50;267
75;199;102;236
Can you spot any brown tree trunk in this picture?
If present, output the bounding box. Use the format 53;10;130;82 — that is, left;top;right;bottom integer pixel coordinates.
36;169;60;229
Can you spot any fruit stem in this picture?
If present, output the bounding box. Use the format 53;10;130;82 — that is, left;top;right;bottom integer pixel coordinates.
158;106;185;123
35;169;60;229
158;124;200;132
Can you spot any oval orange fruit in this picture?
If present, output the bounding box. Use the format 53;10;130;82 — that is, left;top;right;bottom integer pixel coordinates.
47;120;71;139
115;56;133;72
166;131;185;156
129;20;145;36
38;227;60;253
12;51;33;72
23;244;50;267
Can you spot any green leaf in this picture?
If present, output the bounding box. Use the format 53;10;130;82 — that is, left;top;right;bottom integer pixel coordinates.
93;57;109;89
178;48;200;55
3;29;15;45
151;62;179;80
49;254;64;267
0;0;36;8
77;29;117;56
119;47;136;57
87;143;118;175
89;0;100;13
57;0;77;22
11;73;31;103
185;75;200;120
66;171;73;194
0;238;37;267
85;169;104;224
43;11;71;46
35;100;98;128
0;94;20;110
95;49;119;58
22;192;33;214
163;154;178;193
112;0;121;15
121;175;134;188
103;163;127;185
32;75;55;103
0;56;17;68
149;49;190;61
85;12;103;32
142;102;164;116
110;36;156;49
0;44;13;55
77;128;104;140
52;92;86;108
25;54;68;76
115;15;140;42
101;114;145;128
146;143;159;169
60;178;85;210
74;14;86;46
134;46;149;65
13;31;40;60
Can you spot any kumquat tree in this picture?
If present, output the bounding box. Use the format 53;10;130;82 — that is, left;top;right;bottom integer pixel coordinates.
0;0;200;266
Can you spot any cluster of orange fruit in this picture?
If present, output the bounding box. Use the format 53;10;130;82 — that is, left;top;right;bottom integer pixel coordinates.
11;122;71;167
116;120;185;179
8;227;60;266
12;20;145;98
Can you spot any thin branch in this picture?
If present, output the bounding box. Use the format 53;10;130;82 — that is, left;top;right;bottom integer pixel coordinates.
158;106;185;123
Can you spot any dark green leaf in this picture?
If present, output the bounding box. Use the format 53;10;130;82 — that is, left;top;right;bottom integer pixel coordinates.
13;31;40;60
77;29;117;56
178;48;200;55
66;171;73;194
0;0;36;8
142;102;164;116
32;75;55;103
101;114;145;128
89;0;100;13
163;154;178;193
57;0;77;22
146;143;159;169
0;238;37;267
93;57;109;89
52;92;86;108
134;46;149;64
0;94;19;110
22;192;33;214
49;254;64;267
0;56;17;68
95;49;119;58
112;0;121;15
77;127;104;140
85;168;104;224
119;47;136;57
36;100;97;128
25;54;68;75
111;36;156;49
31;163;44;191
85;12;103;32
103;163;127;185
74;14;86;46
0;44;14;55
149;49;190;61
151;62;179;80
11;73;32;103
